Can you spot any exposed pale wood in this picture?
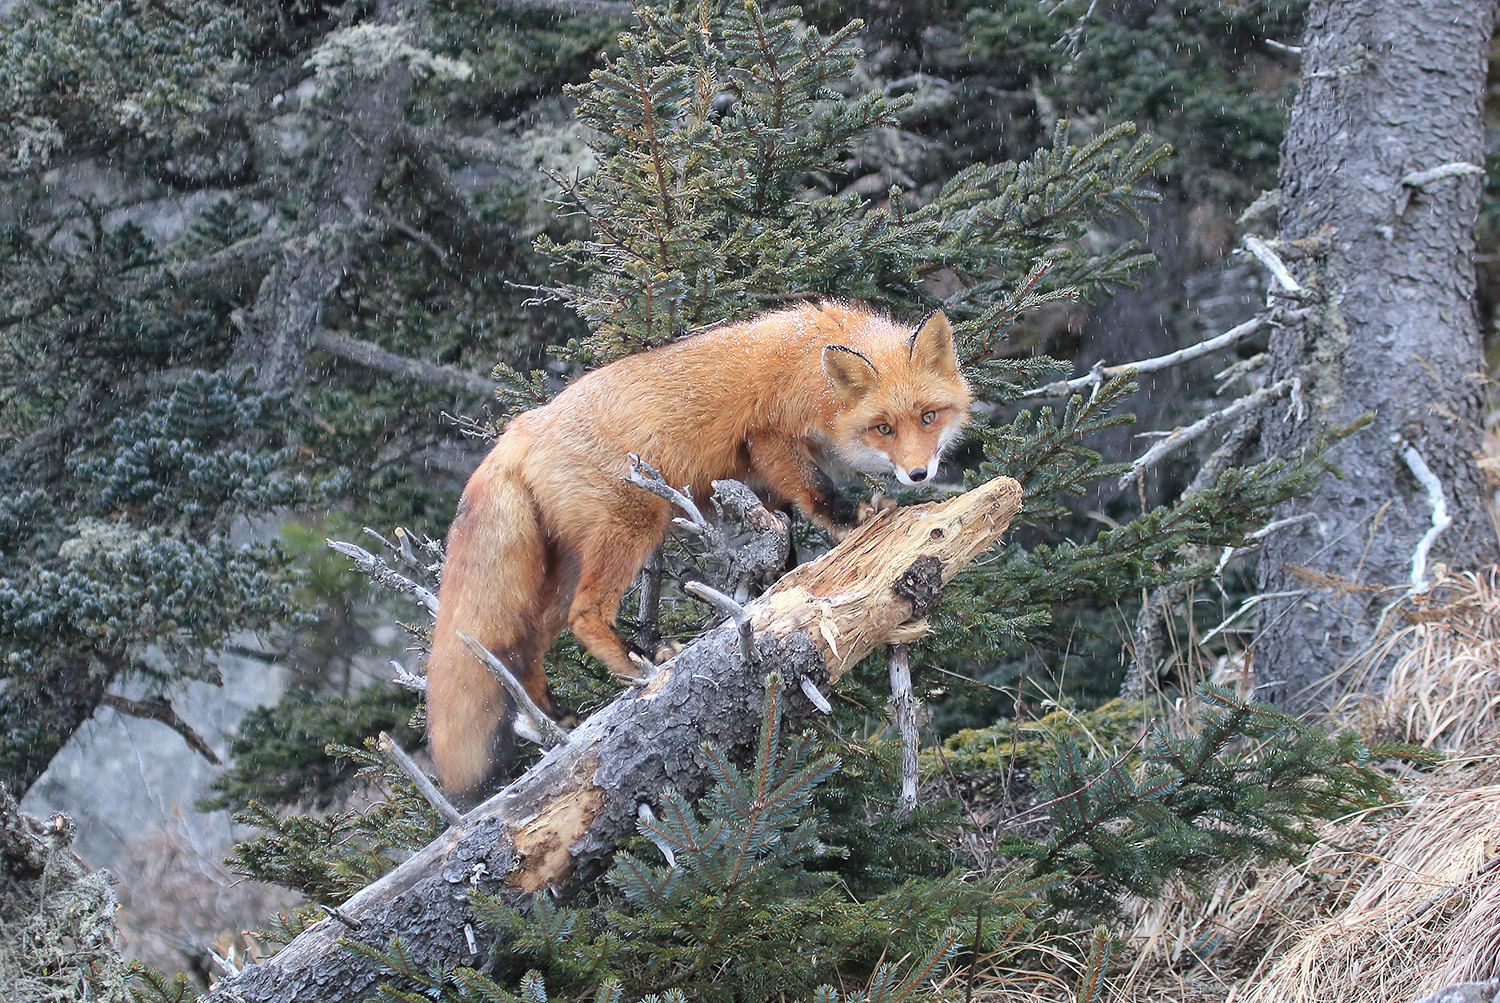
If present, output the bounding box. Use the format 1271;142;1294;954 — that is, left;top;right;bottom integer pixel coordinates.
205;478;1021;1003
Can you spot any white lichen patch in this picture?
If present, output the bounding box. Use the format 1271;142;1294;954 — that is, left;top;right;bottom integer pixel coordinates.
305;23;472;93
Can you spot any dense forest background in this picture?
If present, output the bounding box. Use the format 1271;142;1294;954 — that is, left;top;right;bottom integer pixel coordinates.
2;1;1499;1000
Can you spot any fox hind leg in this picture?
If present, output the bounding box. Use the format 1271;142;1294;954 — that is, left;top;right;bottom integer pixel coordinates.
566;518;669;681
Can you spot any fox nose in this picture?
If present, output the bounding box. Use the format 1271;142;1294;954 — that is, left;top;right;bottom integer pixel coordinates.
908;467;928;482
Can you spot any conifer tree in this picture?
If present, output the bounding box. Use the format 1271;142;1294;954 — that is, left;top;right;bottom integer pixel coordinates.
177;5;1411;1002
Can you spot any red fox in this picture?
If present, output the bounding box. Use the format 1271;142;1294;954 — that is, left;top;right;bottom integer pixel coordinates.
428;302;973;798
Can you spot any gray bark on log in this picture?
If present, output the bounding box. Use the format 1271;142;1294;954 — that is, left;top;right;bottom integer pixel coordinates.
204;478;1022;1003
1254;0;1499;711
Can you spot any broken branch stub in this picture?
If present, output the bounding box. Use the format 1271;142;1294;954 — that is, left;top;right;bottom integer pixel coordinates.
203;477;1021;1003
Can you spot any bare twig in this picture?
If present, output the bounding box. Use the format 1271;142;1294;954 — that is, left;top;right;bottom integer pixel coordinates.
1240;235;1303;294
379;732;463;827
888;643;919;816
389;660;428;694
328;539;440;615
100;693;221;764
1052;0;1101;62
624;453;709;528
1122;415;1262;700
319;904;365;930
684;581;757;665
1119;379;1292;488
456;631;570;749
1198;590;1309;647
1249;512;1321;542
1021;316;1265;399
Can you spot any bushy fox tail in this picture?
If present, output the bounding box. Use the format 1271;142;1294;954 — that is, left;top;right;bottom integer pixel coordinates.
426;431;548;801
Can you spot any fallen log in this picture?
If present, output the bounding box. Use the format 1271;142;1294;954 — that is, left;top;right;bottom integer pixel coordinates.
208;476;1022;1003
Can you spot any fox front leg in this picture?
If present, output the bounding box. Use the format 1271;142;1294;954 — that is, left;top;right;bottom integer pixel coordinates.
744;432;859;533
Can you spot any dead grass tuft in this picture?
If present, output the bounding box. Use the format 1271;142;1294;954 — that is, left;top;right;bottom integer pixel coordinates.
1336;568;1500;751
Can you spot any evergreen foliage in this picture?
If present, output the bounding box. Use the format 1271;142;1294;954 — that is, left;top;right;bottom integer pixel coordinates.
218;737;443;903
0;372;336;790
960;0;1307;206
509;0;1164;379
999;683;1420;915
356;679;1014;1003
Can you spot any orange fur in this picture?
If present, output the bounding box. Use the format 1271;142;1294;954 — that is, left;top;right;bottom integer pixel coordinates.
427;302;973;798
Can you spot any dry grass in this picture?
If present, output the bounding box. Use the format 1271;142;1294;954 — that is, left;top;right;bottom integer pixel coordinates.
1115;568;1500;1002
1336;568;1500;752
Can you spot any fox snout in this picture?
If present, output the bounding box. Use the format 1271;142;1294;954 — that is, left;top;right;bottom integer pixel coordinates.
895;463;935;486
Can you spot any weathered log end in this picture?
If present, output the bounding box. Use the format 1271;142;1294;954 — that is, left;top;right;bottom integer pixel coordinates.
755;475;1023;682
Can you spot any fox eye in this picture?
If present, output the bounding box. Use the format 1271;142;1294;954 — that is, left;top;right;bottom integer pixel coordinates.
876;422;894;436
921;410;936;425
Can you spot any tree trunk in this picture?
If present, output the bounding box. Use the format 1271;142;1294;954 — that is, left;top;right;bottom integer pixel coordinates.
1254;0;1498;712
230;0;421;391
203;478;1022;1003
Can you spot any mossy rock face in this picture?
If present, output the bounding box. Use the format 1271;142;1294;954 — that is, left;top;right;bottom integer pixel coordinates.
936;699;1147;776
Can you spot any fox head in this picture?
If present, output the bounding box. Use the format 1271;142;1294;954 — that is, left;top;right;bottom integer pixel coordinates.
822;311;973;486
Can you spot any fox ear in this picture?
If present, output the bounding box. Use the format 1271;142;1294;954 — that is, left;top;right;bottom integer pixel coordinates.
823;345;878;402
908;311;959;377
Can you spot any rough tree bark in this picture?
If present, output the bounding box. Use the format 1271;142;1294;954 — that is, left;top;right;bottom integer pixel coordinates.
1255;0;1499;711
230;0;423;391
203;477;1022;1003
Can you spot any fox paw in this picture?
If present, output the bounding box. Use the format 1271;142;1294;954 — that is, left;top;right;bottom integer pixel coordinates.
616;650;655;683
653;640;685;662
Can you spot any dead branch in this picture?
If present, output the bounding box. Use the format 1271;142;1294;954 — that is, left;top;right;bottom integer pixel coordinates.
99;693;221;765
456;630;572;749
1240;235;1304;294
1022;316;1265;400
327;539;440;615
203;477;1021;1003
378;732;462;828
1118;378;1292;488
311;328;494;397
